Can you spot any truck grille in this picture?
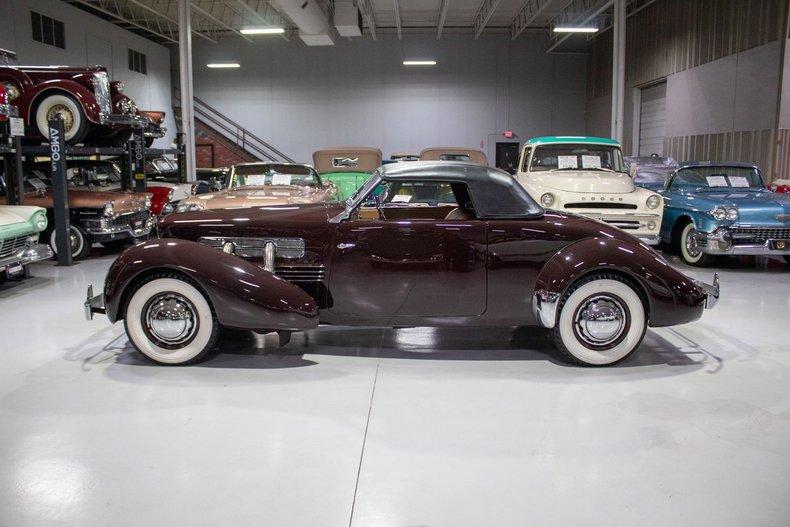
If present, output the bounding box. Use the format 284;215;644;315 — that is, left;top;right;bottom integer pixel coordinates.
275;265;326;282
564;202;638;210
0;235;27;259
109;210;149;229
604;219;641;230
731;227;790;245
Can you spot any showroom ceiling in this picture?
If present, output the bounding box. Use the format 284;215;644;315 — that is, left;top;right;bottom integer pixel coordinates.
65;0;657;51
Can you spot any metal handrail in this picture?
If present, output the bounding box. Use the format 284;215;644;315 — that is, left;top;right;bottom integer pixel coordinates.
173;88;294;163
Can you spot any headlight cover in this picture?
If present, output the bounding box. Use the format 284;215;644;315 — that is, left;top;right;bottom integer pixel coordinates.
646;194;661;209
540;193;555;207
725;207;738;221
711;206;737;221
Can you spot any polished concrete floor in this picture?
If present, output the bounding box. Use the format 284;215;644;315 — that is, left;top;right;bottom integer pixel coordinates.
1;249;789;526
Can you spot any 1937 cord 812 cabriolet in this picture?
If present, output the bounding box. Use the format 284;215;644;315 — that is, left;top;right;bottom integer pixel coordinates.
85;162;719;367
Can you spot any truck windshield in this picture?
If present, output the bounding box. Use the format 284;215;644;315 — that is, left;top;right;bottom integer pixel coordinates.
530;144;625;173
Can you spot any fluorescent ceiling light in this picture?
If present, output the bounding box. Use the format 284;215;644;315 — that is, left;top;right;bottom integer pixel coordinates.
553;26;598;33
206;63;240;68
240;27;285;35
403;60;437;66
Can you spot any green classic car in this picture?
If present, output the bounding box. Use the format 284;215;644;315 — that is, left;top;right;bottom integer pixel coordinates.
0;205;52;283
312;147;382;200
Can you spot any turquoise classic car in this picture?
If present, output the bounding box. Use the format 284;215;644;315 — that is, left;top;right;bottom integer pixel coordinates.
0;205;52;283
658;161;790;266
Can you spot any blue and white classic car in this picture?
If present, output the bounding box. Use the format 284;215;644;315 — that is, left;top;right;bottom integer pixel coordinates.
658;161;790;266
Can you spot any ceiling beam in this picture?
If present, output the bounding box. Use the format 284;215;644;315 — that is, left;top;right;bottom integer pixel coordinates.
510;0;553;40
392;0;402;40
356;0;377;41
190;0;254;42
547;0;611;53
67;0;179;43
126;0;218;43
473;0;504;40
436;0;450;40
232;0;291;41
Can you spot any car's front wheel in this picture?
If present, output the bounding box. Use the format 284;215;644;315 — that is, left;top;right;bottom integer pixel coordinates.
34;93;88;145
124;276;219;365
552;275;647;366
49;225;91;261
678;222;716;267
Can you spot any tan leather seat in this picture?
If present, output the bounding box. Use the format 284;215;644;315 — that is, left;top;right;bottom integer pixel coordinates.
445;207;475;220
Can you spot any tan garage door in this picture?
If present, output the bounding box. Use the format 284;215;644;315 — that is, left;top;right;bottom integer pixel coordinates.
639;82;666;156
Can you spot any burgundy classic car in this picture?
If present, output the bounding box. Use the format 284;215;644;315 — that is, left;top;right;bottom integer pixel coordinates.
0;48;145;146
85;161;719;367
0;82;17;121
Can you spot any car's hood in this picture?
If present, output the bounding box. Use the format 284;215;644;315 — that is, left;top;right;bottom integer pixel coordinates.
691;189;790;223
186;185;336;209
25;188;151;212
0;205;42;227
526;170;636;194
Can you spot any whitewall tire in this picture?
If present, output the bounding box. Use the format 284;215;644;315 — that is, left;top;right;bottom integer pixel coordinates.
679;222;715;267
49;225;90;260
552;276;647;366
35;93;88;144
124;277;219;365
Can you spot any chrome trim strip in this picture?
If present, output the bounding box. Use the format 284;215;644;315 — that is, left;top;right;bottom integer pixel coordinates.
198;236;305;259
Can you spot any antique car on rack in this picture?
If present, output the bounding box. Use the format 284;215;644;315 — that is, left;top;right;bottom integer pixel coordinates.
195;167;229;191
0;48;146;146
25;159;197;217
515;136;664;245
176;162;337;212
657;161;790;266
312;147;382;200
419;147;488;165
0;81;17;121
0;204;52;283
625;155;680;191
3;168;154;260
85;161;718;367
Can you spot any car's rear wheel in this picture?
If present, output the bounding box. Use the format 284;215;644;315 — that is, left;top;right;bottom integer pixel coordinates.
124;276;219;365
49;225;91;261
34;93;88;145
678;222;716;267
552;275;647;366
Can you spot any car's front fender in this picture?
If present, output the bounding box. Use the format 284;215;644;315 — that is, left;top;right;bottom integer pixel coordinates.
103;239;318;331
25;80;103;124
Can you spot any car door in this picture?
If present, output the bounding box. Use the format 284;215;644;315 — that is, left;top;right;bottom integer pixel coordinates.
327;206;487;320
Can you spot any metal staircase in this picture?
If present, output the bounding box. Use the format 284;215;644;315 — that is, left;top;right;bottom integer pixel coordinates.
173;88;294;163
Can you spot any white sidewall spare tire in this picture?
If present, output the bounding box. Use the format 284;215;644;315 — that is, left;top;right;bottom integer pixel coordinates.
555;278;646;366
35;93;84;142
125;277;217;365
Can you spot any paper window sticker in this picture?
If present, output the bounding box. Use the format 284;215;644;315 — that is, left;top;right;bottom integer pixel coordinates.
728;176;750;187
391;194;412;203
245;175;269;186
581;155;602;169
271;174;292;186
557;156;578;169
706;176;728;187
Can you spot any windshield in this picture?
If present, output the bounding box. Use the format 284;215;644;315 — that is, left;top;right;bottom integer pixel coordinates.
231;164;321;188
530;144;625;172
671;166;764;190
345;170;382;208
150;157;176;172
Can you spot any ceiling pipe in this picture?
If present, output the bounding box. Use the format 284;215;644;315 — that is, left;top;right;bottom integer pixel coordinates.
269;0;334;45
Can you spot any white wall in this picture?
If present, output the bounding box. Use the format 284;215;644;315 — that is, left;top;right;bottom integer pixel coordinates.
192;33;588;163
0;0;176;148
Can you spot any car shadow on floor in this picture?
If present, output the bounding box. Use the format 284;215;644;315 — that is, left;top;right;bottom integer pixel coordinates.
109;325;713;372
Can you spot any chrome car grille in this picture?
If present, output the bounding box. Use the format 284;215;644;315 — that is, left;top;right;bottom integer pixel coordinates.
93;72;111;115
603;219;641;230
275;265;326;282
0;235;27;259
564;203;638;210
198;236;305;259
730;227;790;245
109;210;149;228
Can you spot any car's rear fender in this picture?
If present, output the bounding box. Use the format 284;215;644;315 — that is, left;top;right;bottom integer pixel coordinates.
533;237;705;327
104;238;318;331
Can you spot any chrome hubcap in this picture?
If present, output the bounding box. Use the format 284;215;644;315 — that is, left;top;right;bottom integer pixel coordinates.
685;229;702;257
145;293;197;345
46;104;74;132
575;295;626;346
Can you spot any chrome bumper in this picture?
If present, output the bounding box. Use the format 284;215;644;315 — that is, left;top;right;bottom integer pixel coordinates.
101;113;148;127
637;235;660;246
83;216;155;238
533;290;561;328
84;284;106;320
696;229;790;255
0;103;18;118
0;243;53;268
693;273;720;309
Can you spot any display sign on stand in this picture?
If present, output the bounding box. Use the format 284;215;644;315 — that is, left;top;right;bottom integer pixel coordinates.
48;117;73;266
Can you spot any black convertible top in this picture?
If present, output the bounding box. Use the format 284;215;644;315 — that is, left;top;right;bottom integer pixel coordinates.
378;161;544;219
